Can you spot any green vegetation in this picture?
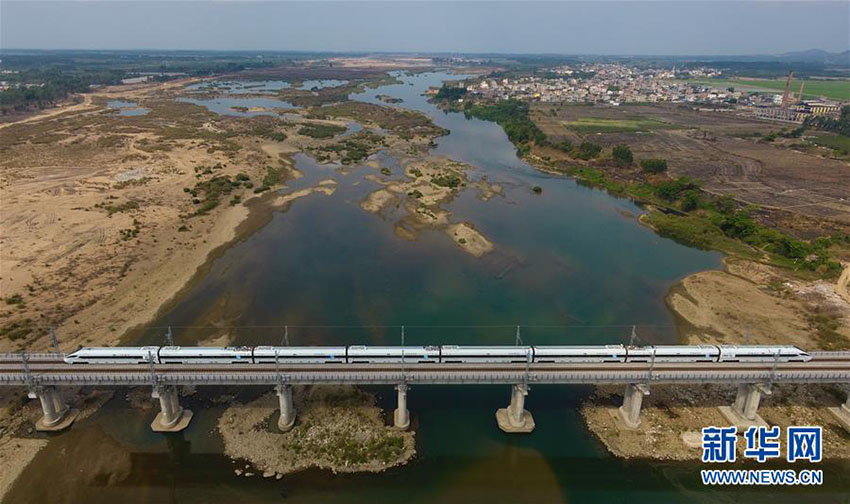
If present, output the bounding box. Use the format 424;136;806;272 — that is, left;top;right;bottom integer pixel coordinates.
561;117;678;134
251;124;287;142
556;139;573;153
809;134;850;155
95;199;139;216
465;100;546;156
430;174;462;189
119;219;141;241
190;172;255;216
555;164;844;278
113;177;151;189
684;78;850;101
804;105;850;137
312;132;384;164
434;85;468;102
574;141;602;160
641;158;668;174
380;167;392;176
532;185;543;194
612;144;633;166
262;166;282;187
298;123;346;139
4;294;24;305
311;101;445;139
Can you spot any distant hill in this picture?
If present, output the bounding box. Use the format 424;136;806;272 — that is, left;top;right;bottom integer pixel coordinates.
776;49;850;65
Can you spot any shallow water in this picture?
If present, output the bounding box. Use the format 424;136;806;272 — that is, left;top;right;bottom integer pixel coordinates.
177;96;295;117
8;72;847;503
107;99;150;116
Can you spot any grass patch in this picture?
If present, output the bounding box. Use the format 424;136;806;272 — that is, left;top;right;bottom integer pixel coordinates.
298;123;346;139
431;174;462;189
561;117;678;134
683;77;850;101
809;135;850;155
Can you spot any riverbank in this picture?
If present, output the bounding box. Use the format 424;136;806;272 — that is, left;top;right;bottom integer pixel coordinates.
218;386;415;476
581;259;850;460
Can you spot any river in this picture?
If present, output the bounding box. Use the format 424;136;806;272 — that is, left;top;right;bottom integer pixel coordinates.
7;72;848;503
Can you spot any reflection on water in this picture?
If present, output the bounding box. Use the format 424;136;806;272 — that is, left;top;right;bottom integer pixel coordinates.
9;72;845;504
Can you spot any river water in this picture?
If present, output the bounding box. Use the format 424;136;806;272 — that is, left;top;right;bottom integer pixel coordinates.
7;72;849;503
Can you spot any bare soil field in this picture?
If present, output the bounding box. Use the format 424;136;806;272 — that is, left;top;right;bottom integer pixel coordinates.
531;103;850;226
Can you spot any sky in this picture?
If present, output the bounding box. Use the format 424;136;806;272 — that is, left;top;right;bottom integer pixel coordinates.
1;1;848;55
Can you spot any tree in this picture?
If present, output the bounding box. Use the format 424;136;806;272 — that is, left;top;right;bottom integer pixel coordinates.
574;141;602;160
612;144;633;166
640;158;667;174
680;190;702;211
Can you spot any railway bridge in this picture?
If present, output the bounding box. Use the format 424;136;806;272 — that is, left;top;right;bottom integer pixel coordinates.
1;351;849;434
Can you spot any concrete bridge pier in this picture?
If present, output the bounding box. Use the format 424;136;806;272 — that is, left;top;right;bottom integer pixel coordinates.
496;383;535;433
276;384;296;431
393;384;410;430
617;383;649;429
29;386;78;432
719;383;769;428
151;385;193;432
827;388;850;433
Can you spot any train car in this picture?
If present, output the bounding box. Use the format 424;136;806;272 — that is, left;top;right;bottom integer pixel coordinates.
533;345;626;363
647;345;719;363
63;346;160;364
718;345;810;363
439;345;530;364
253;346;347;364
158;346;253;364
346;346;440;364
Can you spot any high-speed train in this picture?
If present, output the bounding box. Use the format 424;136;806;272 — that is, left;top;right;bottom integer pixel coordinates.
62;344;812;365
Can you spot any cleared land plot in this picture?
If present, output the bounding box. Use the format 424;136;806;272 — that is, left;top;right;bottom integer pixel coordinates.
682;78;850;101
560;117;679;134
530;103;850;225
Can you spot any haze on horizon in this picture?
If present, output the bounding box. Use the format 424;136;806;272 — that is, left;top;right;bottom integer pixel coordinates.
1;1;848;56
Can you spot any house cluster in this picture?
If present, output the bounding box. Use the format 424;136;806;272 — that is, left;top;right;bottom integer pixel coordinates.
466;63;734;105
462;63;844;123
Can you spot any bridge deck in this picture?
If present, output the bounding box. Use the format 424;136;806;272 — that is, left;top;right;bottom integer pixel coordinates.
1;352;847;386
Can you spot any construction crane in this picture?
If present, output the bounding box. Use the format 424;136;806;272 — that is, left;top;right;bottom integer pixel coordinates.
797;80;805;104
781;70;794;108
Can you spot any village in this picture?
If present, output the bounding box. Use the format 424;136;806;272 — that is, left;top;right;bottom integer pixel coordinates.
459;62;844;123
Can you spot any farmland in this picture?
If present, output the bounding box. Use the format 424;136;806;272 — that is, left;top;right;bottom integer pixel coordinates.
560;117;679;134
681;77;850;101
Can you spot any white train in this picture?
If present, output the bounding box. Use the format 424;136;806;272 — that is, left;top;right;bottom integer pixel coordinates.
62;344;812;365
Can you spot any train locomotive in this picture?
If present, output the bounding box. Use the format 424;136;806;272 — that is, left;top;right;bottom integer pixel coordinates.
62;344;812;365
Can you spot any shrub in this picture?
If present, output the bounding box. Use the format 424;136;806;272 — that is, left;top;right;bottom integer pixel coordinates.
532;185;543;194
574;141;602;160
641;158;667;174
612;144;633;166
